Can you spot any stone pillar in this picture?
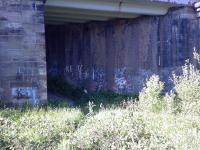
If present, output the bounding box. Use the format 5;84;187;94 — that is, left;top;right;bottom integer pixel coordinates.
0;0;47;106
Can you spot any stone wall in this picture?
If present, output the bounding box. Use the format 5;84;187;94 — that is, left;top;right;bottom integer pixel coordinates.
0;0;47;106
46;7;200;94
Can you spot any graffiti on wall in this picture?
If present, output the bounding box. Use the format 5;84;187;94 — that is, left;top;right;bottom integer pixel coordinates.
11;87;38;105
114;67;134;93
62;65;156;93
64;65;105;90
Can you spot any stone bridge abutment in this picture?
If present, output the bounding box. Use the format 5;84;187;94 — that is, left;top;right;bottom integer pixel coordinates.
0;0;199;106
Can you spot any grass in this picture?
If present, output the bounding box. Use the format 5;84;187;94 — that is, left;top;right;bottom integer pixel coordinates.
64;109;200;150
2;100;200;150
48;76;138;113
0;107;83;150
76;90;138;113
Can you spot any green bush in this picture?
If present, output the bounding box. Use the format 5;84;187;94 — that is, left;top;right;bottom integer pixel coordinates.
172;61;200;114
138;75;165;112
61;107;200;150
0;108;83;150
77;90;138;113
61;109;153;150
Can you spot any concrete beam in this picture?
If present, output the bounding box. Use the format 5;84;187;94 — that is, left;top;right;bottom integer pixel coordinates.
45;0;185;23
45;12;110;21
45;0;170;15
45;7;140;19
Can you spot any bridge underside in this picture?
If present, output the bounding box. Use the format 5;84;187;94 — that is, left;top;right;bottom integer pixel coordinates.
44;0;199;98
0;0;198;106
45;0;186;24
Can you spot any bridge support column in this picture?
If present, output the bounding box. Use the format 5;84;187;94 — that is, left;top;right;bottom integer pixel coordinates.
0;0;47;106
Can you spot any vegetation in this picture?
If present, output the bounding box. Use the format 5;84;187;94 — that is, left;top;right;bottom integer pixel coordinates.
1;52;200;149
48;76;138;112
48;76;86;101
0;108;83;150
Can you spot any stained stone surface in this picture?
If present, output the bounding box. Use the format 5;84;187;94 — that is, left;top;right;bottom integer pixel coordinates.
0;0;47;106
46;7;200;93
0;0;199;107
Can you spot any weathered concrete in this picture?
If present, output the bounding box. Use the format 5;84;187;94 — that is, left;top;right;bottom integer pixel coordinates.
45;0;194;24
0;0;200;106
0;0;47;106
46;7;200;93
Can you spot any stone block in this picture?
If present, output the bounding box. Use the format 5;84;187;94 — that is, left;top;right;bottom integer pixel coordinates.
0;0;46;105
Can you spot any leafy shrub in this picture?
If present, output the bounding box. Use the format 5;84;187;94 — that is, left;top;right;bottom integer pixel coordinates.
138;51;200;115
61;107;200;150
163;91;181;114
172;61;200;114
173;62;200;102
61;109;162;149
77;90;138;113
0;108;83;149
138;75;165;112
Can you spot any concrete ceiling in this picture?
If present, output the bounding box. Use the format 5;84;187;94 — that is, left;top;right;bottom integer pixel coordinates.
45;0;186;24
